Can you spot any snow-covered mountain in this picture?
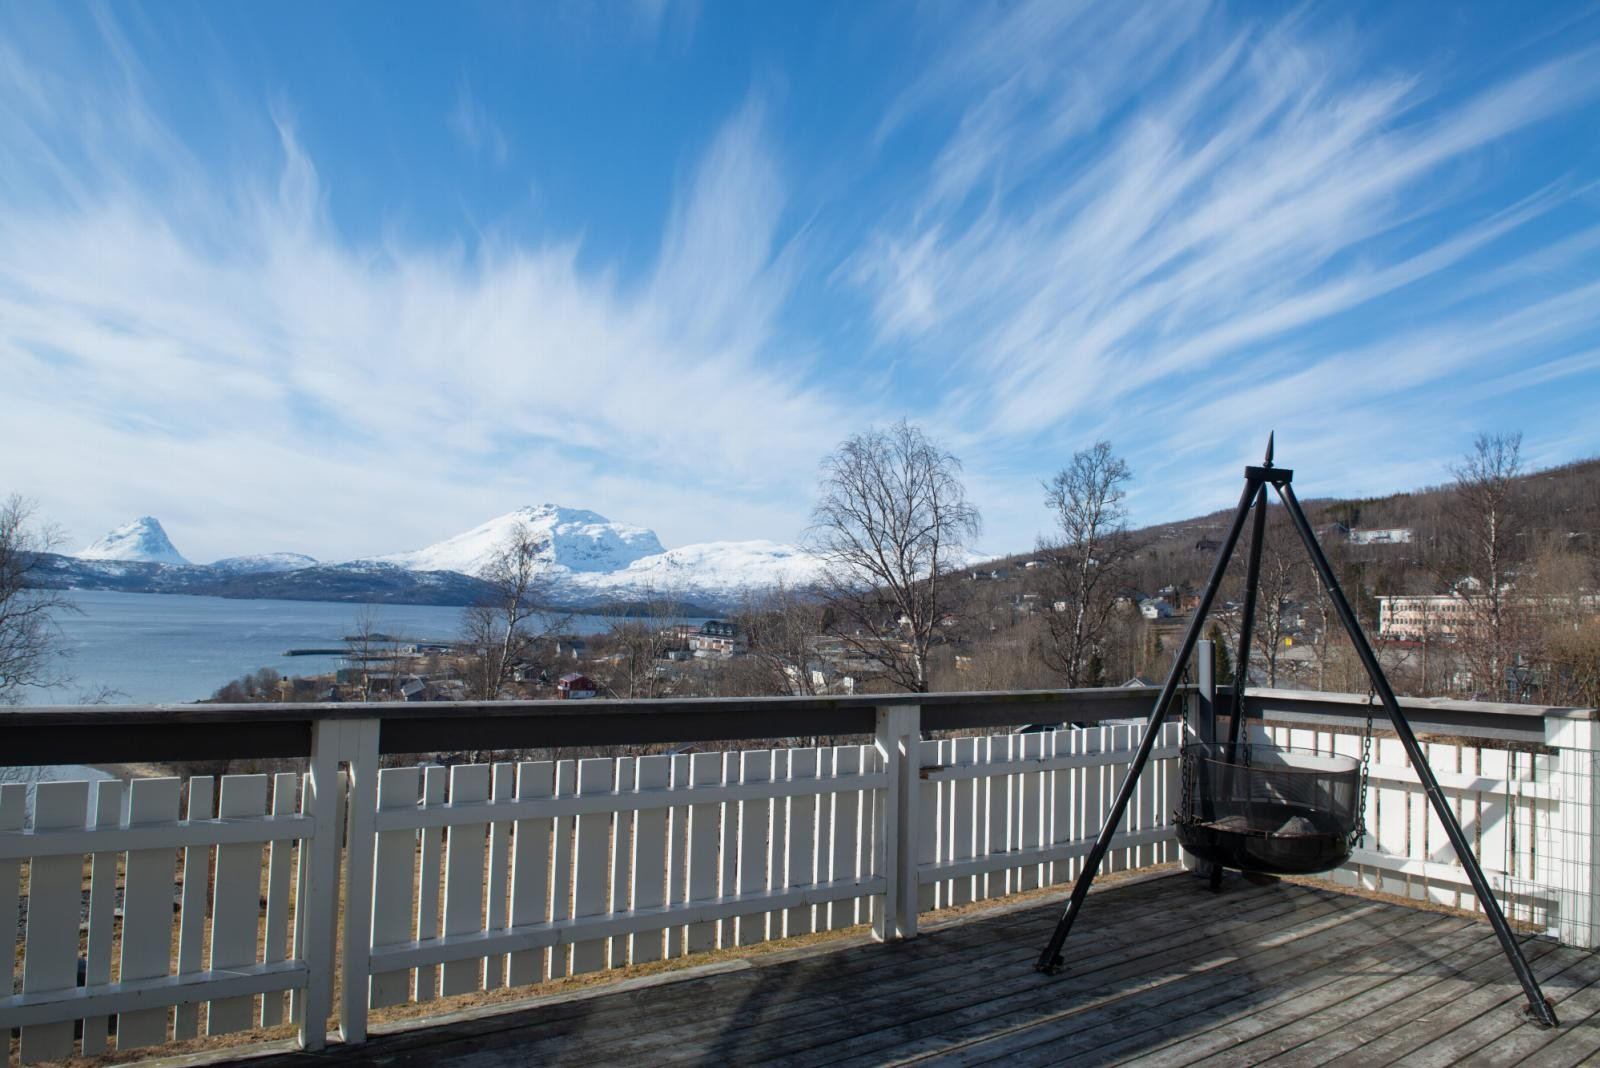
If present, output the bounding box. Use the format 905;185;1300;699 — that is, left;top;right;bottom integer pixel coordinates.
375;504;666;576
76;517;190;565
377;505;823;605
54;505;822;609
209;552;319;575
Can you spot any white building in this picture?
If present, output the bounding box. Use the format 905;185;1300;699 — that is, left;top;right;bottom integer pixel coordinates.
1139;598;1173;620
1350;528;1414;545
1378;588;1600;640
1377;593;1471;639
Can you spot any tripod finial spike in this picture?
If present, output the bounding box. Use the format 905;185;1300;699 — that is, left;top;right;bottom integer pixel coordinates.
1264;432;1275;468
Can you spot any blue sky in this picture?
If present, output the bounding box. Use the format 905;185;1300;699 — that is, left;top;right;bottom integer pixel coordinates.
4;2;1600;564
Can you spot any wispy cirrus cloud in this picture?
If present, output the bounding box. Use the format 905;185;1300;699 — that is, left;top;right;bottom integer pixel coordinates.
0;26;845;561
850;4;1600;540
449;81;510;166
3;2;1599;565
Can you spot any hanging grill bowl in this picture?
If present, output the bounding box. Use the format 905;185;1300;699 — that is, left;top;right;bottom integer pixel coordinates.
1176;743;1362;875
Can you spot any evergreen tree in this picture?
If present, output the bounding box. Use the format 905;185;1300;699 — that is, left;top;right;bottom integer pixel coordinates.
1205;623;1234;685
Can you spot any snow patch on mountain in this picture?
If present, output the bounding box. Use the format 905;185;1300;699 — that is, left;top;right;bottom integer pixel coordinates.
209;552;318;574
580;540;826;597
76;517;189;565
375;506;823;605
375;504;666;576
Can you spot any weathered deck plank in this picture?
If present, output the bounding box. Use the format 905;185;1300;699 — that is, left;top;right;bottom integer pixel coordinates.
785;894;1379;1067
1312;940;1579;1067
582;881;1316;1065
1460;967;1600;1067
890;896;1438;1066
1095;915;1486;1068
227;872;1596;1068
1171;922;1505;1066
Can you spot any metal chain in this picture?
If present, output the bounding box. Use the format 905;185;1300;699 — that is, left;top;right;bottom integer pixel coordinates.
1354;684;1377;848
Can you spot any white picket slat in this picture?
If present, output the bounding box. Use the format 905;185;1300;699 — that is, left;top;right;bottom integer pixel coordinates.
630;755;671;964
81;779;122;1055
828;746;863;930
208;774;269;1035
917;740;940;914
370;767;421;1009
719;751;739;948
547;760;576;978
508;760;553;986
608;758;636;969
413;764;447;1002
984;735;1011;900
768;749;790;939
441;764;489;996
1019;731;1044;891
1048;731;1073;885
486;763;514;988
569;758;613;975
177;777;213;1039
1108;725;1128;873
784;748;819;937
735;749;773;947
684;752;722;954
665;753;690;959
261;772;298;1027
951;738;978;903
20;781;88;1064
117;776;181;1051
288;772;309;1028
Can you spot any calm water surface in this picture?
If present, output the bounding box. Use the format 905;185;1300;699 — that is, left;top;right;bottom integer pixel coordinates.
24;590;619;705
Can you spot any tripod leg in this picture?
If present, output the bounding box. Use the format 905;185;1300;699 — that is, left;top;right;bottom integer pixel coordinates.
1228;484;1269;748
1273;480;1560;1028
1036;476;1261;974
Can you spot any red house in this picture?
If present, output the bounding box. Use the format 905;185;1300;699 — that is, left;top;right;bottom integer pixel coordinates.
556;673;598;700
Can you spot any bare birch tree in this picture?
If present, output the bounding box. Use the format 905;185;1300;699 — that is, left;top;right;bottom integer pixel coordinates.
1039;441;1134;687
1242;516;1301;688
460;522;565;700
0;496;77;703
736;578;825;696
597;587;682;699
346;605;389;701
1442;432;1525;697
808;420;980;693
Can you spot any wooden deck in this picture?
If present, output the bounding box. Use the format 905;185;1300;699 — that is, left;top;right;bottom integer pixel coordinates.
237;872;1600;1067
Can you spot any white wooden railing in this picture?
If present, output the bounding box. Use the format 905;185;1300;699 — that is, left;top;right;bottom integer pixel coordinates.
1;682;1594;1063
1247;690;1600;948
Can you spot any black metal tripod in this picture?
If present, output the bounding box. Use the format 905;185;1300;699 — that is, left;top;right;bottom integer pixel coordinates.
1033;438;1559;1028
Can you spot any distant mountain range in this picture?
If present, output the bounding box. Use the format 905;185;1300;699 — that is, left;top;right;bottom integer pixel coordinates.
33;505;824;610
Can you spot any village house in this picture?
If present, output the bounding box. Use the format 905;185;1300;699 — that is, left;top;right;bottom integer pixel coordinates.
689;619;747;658
1139;598;1173;620
556;672;598;699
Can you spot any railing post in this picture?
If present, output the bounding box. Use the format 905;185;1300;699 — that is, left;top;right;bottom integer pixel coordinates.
297;719;343;1051
1194;640;1216;745
1545;711;1600;948
339;719;381;1044
1184;642;1216;876
874;703;920;942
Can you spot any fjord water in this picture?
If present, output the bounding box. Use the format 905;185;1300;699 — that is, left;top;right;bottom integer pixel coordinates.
23;589;597;705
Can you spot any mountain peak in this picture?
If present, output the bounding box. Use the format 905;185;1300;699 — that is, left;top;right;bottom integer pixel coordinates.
77;516;190;565
375;503;666;576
